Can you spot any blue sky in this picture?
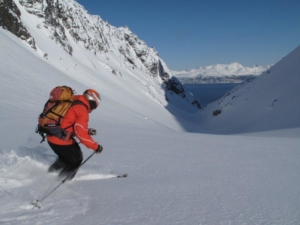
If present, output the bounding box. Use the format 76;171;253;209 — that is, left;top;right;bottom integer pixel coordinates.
76;0;300;70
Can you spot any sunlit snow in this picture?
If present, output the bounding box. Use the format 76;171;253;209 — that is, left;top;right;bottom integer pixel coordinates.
0;1;300;224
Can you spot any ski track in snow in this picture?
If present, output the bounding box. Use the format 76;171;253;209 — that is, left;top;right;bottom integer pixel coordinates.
74;174;116;181
0;149;119;225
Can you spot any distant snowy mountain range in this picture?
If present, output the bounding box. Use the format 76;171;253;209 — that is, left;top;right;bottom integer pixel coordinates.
173;62;271;84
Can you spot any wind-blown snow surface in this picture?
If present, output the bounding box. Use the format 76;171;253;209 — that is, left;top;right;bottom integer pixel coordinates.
1;29;300;225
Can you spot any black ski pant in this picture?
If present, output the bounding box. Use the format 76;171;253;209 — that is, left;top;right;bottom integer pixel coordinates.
48;141;83;180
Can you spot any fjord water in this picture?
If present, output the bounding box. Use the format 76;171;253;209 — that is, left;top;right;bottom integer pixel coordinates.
184;83;240;106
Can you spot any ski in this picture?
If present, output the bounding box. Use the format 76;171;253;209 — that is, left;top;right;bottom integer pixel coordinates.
116;173;128;178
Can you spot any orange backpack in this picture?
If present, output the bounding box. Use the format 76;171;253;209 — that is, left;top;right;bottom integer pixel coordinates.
36;86;74;143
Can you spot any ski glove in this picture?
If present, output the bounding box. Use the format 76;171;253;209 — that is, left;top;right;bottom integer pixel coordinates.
95;144;103;154
88;128;97;136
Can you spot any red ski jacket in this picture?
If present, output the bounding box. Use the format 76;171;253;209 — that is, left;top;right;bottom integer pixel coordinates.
47;95;99;151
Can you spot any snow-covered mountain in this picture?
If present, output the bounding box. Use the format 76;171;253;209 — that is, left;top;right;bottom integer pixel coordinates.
173;62;271;83
1;1;300;224
0;0;201;111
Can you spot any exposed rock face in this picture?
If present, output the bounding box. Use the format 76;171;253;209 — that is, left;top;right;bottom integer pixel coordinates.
159;60;184;95
122;28;159;77
0;0;36;49
158;60;201;109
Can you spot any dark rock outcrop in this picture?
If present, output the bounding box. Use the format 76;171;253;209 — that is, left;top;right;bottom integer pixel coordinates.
0;0;36;49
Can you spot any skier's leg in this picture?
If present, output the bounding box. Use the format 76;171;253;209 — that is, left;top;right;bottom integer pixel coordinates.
57;142;83;180
48;141;68;172
48;157;67;172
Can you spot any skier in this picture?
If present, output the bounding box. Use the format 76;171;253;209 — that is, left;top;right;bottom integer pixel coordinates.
47;89;103;180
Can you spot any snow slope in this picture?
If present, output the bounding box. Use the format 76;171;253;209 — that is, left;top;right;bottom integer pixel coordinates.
1;1;300;224
1;27;300;225
0;0;200;112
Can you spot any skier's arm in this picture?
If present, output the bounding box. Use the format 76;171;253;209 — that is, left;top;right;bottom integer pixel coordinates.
73;105;99;150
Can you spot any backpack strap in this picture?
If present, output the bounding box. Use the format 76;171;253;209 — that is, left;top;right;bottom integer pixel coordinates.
71;100;89;109
35;125;47;143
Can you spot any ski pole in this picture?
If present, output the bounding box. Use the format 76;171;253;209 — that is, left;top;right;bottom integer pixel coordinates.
32;151;96;209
